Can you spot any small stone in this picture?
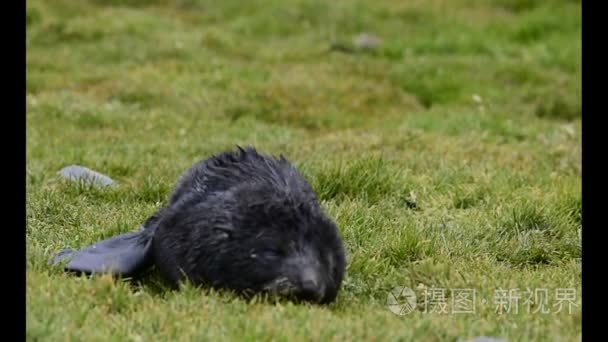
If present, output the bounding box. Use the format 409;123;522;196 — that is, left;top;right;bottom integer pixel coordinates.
58;165;115;187
353;33;381;50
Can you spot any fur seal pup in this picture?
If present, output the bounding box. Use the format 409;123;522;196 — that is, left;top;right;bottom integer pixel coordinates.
53;147;346;304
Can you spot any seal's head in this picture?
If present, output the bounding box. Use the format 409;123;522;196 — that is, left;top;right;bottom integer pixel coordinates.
169;182;346;304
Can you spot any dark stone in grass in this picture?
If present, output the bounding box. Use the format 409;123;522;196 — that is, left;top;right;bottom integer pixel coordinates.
58;165;115;187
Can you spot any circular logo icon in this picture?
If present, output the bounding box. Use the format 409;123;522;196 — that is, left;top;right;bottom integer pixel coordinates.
387;286;417;316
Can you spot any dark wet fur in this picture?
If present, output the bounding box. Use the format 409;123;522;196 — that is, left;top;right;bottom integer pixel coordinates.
54;147;346;304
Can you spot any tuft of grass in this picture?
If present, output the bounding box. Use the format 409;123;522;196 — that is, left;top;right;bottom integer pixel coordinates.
308;155;410;204
535;94;582;121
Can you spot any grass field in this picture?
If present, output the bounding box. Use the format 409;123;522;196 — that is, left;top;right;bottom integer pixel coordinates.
26;0;581;340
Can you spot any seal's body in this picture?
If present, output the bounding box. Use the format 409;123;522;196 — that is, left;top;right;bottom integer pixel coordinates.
54;147;346;304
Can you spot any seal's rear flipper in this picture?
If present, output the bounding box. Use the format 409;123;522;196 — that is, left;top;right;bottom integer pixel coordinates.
52;228;154;278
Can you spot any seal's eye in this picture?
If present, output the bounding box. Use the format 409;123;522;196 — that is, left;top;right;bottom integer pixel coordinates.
259;249;283;259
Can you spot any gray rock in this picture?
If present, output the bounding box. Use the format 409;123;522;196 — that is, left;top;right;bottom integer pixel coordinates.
58;165;115;187
353;33;382;50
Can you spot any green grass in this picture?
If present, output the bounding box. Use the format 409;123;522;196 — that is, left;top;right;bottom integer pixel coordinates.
26;0;581;340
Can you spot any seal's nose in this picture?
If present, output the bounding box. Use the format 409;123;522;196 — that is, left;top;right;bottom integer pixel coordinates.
296;268;324;302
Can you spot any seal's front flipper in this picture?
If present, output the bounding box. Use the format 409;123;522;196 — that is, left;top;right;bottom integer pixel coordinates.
52;229;154;278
